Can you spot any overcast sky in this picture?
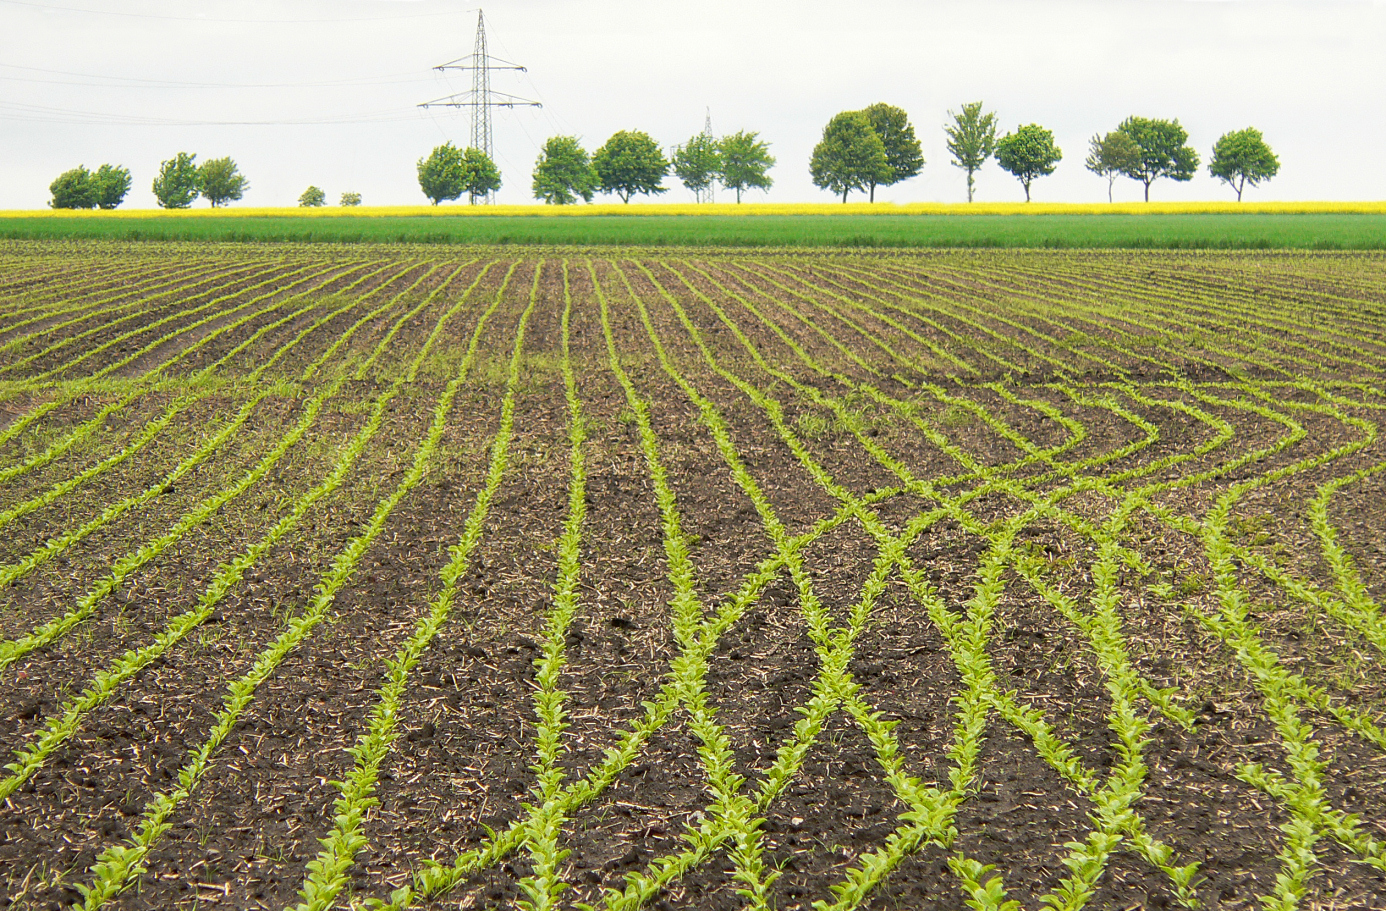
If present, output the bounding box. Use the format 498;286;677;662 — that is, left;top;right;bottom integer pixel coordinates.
1;0;1383;208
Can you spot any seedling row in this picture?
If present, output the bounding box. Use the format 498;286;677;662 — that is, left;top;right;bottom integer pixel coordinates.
1;243;1384;910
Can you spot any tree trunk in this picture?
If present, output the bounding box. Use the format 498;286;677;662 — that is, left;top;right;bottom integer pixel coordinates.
869;183;875;203
1024;181;1031;203
736;187;742;203
1236;177;1244;202
1144;180;1151;202
1107;177;1114;204
842;189;848;203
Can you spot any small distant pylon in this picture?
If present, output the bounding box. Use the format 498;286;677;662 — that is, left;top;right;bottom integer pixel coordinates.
703;107;715;204
418;10;541;204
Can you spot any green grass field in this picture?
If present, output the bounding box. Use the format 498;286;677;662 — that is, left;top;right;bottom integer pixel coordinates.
2;212;1384;248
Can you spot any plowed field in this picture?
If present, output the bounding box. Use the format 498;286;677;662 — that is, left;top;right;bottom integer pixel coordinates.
1;242;1384;911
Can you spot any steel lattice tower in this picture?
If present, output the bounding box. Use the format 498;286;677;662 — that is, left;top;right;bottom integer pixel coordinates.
470;11;493;158
703;107;715;204
419;10;540;204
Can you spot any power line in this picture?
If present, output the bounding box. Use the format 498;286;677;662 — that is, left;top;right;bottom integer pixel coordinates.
487;24;579;141
0;99;427;126
0;0;469;24
0;66;432;90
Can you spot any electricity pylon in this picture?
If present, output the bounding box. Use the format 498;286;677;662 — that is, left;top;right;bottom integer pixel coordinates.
419;9;540;204
703;107;715;203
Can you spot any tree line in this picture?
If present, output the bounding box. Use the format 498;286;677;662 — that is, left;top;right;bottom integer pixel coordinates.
413;128;776;206
48;152;361;210
48;152;251;210
298;187;362;207
47;106;1279;209
809;102;1279;203
421;106;1276;206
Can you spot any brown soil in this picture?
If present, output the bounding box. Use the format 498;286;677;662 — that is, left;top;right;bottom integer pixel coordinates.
1;246;1385;911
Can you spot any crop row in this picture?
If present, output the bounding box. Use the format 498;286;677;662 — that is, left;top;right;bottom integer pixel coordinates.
0;247;1383;910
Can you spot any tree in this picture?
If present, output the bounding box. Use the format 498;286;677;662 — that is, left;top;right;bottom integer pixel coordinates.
197;157;248;207
152;152;200;209
299;186;327;207
49;166;97;209
460;147;502;204
89;164;131;209
945;101;999;203
417;142;466;205
860;103;923;202
593;131;669;203
994;124;1062;203
532;135;597;205
718;131;775;203
810;111;890;203
1208;127;1280;201
1084;131;1141;203
671;132;722;203
1115;116;1199;201
340;192;362;206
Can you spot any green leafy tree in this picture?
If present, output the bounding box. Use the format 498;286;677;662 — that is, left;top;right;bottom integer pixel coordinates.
460;147;502;204
593;131;669;203
298;186;327;207
945;101;999;203
197;157;248;207
671;132;722;203
1084;131;1141;203
49;166;97;209
860;102;923;202
152;152;200;209
417;142;466;205
810;110;890;203
1115;116;1199;201
718;130;775;203
91;164;131;209
532;135;598;205
340;191;362;206
994;124;1062;202
1208;127;1280;201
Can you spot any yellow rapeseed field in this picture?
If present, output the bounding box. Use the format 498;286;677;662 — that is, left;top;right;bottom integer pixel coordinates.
3;200;1384;218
